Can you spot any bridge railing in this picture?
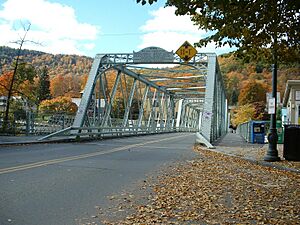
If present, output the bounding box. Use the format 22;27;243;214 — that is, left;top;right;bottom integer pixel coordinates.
38;125;197;141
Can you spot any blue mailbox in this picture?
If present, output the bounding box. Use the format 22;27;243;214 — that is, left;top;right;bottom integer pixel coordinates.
250;121;266;144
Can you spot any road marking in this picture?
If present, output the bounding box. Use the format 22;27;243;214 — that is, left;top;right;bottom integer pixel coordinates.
0;133;193;175
138;145;188;149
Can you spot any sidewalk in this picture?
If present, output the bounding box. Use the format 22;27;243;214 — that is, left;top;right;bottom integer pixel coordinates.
214;132;266;160
213;132;300;173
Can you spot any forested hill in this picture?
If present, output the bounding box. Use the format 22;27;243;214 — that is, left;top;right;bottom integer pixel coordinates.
218;53;300;106
0;46;93;78
1;46;299;105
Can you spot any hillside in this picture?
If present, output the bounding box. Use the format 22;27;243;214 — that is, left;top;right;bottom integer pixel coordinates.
1;46;299;104
218;53;300;105
0;46;93;78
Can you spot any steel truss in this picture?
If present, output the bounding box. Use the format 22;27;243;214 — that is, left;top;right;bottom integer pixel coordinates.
41;49;227;145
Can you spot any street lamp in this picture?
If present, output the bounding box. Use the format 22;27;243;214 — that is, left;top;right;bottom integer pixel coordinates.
264;63;280;162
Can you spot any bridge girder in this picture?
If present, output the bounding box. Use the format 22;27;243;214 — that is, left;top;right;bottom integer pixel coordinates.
42;48;227;144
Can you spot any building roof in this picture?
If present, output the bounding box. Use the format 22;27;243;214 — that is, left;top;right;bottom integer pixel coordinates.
283;80;300;107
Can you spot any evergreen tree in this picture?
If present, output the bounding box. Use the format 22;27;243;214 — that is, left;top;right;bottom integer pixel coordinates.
37;66;51;104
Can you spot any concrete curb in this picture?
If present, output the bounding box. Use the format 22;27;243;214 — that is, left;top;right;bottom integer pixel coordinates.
0;132;173;147
204;147;300;174
0;138;77;147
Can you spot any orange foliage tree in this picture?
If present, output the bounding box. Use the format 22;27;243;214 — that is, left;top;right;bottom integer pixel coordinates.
50;74;82;98
0;67;38;104
39;96;78;114
238;79;269;106
0;71;13;96
231;79;271;126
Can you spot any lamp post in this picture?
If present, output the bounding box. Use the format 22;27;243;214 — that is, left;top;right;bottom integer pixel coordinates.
264;55;280;162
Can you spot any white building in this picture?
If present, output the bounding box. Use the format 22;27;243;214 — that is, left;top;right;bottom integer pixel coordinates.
283;80;300;125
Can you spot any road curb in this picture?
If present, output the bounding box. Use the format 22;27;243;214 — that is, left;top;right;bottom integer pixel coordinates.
0;132;177;147
203;147;300;174
0;138;77;147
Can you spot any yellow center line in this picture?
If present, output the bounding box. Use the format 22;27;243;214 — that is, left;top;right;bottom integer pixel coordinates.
0;133;193;175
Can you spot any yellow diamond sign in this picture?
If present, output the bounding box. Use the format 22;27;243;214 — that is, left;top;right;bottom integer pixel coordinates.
176;41;197;62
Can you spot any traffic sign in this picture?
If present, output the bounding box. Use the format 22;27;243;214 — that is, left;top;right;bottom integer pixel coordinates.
176;41;197;62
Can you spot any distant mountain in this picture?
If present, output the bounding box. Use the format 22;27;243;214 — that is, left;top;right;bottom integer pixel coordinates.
0;46;93;78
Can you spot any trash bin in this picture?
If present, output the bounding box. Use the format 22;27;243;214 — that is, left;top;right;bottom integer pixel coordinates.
283;125;300;161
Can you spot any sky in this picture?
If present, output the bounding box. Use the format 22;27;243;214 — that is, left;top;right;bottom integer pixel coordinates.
0;0;234;57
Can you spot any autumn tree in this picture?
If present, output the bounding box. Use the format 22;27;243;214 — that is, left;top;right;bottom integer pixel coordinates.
232;101;270;126
252;101;270;121
232;79;270;127
232;104;256;126
219;52;299;104
39;96;78;114
2;21;39;131
238;79;269;106
0;63;37;104
50;74;82;98
0;71;13;96
138;1;299;60
63;75;81;98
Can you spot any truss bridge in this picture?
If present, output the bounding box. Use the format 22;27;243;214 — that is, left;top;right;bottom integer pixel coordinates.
41;47;228;147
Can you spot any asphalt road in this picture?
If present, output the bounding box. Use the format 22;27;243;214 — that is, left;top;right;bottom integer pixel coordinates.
0;133;197;225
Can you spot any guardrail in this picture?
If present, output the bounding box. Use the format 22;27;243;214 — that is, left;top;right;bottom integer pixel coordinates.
0;112;75;135
38;126;198;141
238;120;284;144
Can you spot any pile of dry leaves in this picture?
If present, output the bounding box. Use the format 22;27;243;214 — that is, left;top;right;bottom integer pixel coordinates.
99;147;300;225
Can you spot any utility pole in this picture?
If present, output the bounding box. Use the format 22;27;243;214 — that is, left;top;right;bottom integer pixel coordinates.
264;7;280;162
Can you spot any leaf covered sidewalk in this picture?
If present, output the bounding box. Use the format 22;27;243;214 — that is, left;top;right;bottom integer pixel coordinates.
100;146;300;225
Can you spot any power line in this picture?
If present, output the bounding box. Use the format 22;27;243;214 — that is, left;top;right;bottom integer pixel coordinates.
100;32;147;37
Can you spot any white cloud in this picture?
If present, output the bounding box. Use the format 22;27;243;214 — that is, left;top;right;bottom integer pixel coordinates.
82;43;96;51
139;31;201;52
138;7;234;55
0;0;100;55
141;7;205;34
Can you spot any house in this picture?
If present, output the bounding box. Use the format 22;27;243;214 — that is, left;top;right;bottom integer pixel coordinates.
283;80;300;125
